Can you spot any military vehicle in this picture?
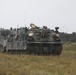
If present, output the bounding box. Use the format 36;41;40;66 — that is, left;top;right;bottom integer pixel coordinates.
3;23;63;55
0;29;10;52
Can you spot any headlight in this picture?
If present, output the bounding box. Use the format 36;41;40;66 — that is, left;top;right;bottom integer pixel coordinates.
28;32;33;36
52;33;59;37
55;34;59;37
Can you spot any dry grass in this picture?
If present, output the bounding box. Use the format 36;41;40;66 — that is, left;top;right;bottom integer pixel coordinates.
0;43;76;75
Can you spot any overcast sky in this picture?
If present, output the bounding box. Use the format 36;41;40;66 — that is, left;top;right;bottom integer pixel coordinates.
0;0;76;33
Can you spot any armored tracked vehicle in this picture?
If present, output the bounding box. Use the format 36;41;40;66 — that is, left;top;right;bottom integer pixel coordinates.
3;24;63;55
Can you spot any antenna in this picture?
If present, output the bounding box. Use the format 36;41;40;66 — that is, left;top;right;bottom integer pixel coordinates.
17;24;19;28
24;11;26;26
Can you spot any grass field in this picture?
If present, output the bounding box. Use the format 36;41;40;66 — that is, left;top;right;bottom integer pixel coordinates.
0;43;76;75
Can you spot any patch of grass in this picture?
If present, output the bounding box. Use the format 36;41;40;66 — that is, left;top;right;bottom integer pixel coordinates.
0;43;76;75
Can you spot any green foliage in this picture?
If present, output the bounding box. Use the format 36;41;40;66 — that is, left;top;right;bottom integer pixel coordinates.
63;43;76;51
